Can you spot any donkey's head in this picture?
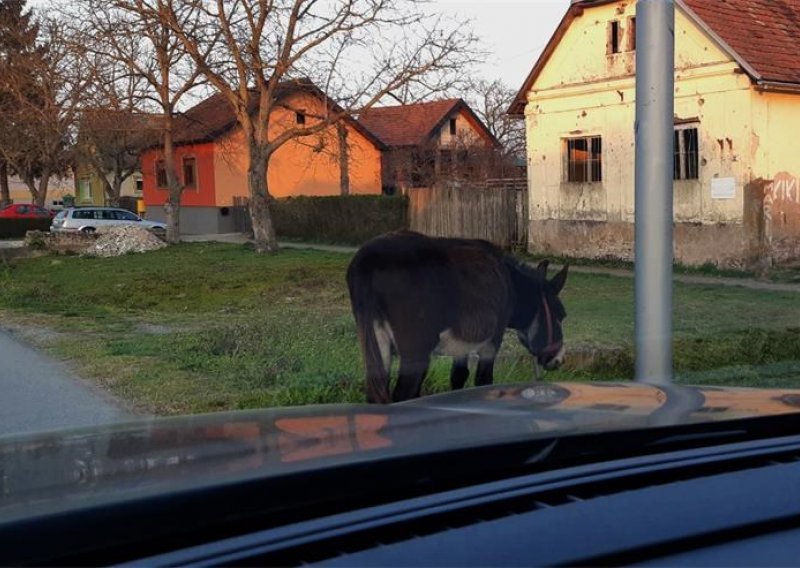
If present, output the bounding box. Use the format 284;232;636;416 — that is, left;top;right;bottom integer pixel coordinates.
516;260;569;371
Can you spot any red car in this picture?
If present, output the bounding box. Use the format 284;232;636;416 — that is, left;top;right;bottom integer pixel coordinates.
0;203;55;219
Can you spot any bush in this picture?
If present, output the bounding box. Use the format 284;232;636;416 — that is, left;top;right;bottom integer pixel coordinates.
0;218;52;239
270;195;408;245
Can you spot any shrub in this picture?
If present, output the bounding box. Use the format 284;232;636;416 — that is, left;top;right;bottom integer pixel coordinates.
0;218;52;239
270;195;408;245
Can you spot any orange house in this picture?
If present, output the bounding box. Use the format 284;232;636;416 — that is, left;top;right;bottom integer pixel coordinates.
141;81;386;234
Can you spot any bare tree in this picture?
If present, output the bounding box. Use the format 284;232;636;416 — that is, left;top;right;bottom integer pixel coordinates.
147;0;478;253
0;19;92;206
68;0;211;243
467;78;526;162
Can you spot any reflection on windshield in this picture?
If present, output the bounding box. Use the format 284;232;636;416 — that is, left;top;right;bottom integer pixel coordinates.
0;0;798;505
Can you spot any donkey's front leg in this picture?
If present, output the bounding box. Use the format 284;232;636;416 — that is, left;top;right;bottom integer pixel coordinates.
475;356;496;387
450;357;469;390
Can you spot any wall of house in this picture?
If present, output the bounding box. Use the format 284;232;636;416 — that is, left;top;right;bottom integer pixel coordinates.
8;175;74;207
213;92;382;205
142;141;216;209
524;1;764;266
749;90;800;263
72;167;143;206
435;109;488;148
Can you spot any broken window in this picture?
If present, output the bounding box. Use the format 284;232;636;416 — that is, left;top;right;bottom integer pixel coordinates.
565;136;603;183
608;21;621;54
674;126;700;180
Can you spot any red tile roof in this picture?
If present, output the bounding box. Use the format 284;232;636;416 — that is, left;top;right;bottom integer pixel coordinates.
509;0;800;115
358;99;499;148
168;80;385;150
357;99;463;147
682;0;800;84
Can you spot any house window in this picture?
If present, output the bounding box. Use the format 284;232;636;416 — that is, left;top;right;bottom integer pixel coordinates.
296;111;306;125
135;179;143;194
608;21;621;54
628;17;636;51
565;136;603;183
183;157;197;189
78;179;92;201
449;117;457;136
156;161;168;188
674;126;700;180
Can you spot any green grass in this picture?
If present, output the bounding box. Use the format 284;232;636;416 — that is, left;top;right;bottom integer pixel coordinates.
2;242;800;415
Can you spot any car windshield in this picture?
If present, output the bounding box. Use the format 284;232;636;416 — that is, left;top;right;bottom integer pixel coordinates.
1;0;800;530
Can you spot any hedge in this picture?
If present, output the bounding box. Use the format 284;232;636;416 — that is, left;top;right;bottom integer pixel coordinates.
270;195;408;245
0;218;53;239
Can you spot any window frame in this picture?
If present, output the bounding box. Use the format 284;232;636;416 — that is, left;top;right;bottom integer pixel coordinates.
156;160;168;189
182;156;198;190
78;178;92;202
563;135;603;184
673;124;700;181
608;20;621;54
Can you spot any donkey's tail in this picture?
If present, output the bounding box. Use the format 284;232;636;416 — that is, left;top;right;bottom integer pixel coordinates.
346;266;391;404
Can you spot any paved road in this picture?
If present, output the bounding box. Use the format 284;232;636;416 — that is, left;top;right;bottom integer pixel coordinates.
0;330;132;437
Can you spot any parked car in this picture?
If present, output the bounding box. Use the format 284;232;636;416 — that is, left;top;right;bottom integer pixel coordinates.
50;207;167;234
0;203;55;219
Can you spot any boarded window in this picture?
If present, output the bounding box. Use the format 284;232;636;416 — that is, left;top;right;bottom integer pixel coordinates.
674;126;700;180
183;157;197;189
156;161;168;188
565;136;603;183
608;21;620;54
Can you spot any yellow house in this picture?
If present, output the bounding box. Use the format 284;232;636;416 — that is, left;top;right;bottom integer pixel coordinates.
7;175;75;208
72;167;143;207
510;0;800;267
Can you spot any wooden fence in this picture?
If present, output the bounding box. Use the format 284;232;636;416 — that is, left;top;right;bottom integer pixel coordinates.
408;179;528;249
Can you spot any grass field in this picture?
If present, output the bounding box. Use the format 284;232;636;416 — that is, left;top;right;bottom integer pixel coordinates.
2;242;800;415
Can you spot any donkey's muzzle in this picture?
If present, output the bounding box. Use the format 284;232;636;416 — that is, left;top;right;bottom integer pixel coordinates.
539;342;565;370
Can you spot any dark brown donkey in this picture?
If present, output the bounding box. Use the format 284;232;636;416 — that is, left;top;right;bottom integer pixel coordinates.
346;231;568;403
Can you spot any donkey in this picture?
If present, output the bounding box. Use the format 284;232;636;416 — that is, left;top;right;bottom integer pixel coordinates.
346;231;568;403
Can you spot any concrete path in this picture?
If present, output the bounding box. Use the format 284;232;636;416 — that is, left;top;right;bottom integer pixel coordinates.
0;329;131;437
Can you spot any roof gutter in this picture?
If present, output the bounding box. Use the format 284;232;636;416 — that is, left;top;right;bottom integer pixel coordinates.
754;80;800;95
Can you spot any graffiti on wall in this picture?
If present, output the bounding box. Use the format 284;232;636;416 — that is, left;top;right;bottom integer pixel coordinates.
763;172;800;258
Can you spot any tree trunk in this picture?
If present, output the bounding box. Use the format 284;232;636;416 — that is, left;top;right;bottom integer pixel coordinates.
337;123;350;196
0;161;10;208
35;174;50;207
163;118;182;244
247;143;278;253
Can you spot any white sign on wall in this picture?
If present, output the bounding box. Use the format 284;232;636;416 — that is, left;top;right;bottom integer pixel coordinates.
711;177;736;200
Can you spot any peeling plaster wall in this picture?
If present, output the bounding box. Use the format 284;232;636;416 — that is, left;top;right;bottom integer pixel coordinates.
523;0;775;266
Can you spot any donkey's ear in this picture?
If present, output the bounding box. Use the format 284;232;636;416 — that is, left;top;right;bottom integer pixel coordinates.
536;260;550;276
550;264;569;295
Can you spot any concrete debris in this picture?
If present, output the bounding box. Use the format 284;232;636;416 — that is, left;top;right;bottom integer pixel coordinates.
83;225;167;257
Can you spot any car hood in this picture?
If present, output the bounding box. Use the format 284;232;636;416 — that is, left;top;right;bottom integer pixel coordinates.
2;381;800;522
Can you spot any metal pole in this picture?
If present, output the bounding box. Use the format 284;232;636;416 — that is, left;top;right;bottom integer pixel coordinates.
635;0;675;385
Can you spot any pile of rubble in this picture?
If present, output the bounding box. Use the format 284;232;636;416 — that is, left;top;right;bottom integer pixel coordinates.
83;225;167;257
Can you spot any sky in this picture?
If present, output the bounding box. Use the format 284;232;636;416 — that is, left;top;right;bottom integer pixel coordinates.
33;0;571;92
431;0;570;90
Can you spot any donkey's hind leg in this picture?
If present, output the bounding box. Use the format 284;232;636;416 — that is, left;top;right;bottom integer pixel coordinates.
450;357;470;390
393;358;431;402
